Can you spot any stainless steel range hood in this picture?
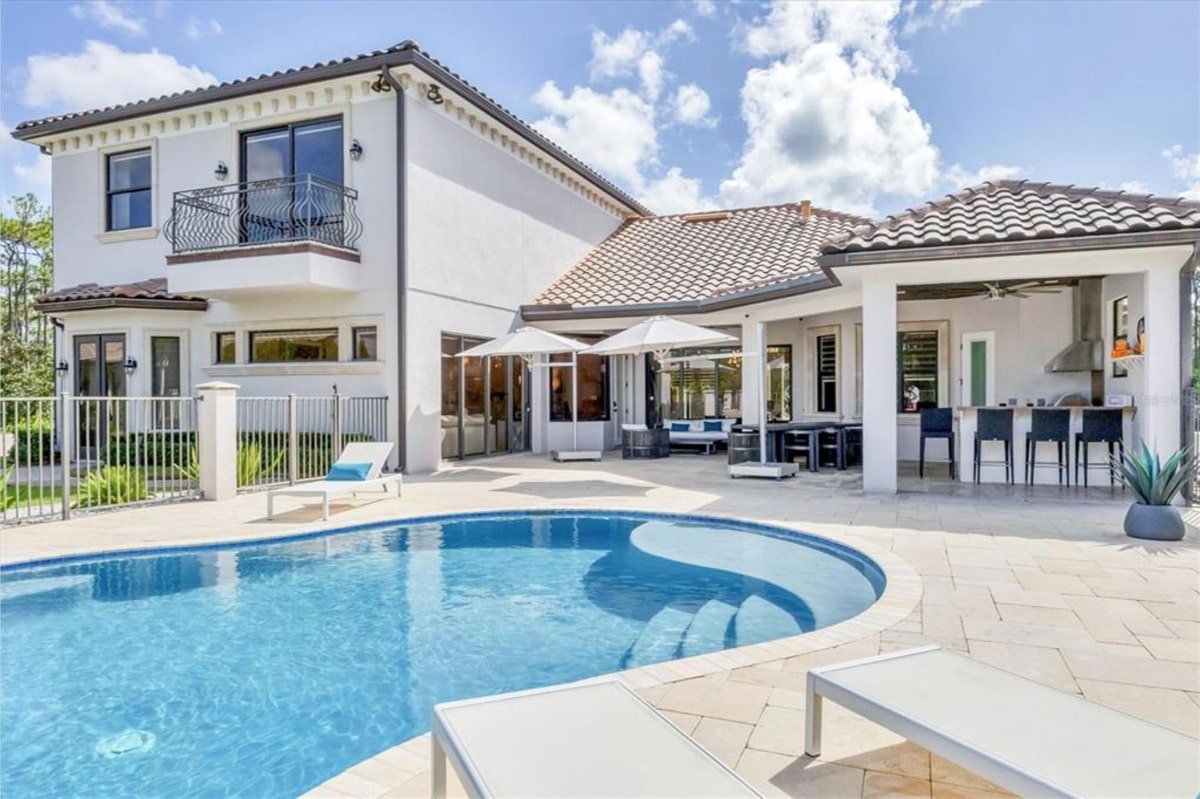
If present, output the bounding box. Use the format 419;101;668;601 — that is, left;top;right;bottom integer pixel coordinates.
1044;278;1104;373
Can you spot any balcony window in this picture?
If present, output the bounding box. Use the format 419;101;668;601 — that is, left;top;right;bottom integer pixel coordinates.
107;149;152;231
352;326;377;361
249;328;338;363
214;332;236;364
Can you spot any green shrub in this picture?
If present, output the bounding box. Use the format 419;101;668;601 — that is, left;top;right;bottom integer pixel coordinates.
5;428;56;465
101;432;197;468
172;442;288;487
74;465;149;508
1112;444;1195;506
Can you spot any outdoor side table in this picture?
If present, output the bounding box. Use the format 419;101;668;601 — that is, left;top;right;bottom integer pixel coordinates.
431;680;761;798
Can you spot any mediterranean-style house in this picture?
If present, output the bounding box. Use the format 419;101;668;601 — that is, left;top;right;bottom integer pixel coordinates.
13;41;1199;491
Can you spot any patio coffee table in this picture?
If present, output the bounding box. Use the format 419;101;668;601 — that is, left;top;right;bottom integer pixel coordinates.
431;680;761;798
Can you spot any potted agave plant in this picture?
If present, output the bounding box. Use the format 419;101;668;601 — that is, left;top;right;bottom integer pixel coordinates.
1112;443;1195;541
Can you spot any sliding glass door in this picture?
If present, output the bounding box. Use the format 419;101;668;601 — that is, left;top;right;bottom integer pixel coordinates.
440;334;529;460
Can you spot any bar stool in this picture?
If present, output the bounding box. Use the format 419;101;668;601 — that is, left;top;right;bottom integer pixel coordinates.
974;408;1014;484
919;408;955;479
782;429;818;472
1075;409;1125;488
842;425;863;467
818;426;844;469
1025;408;1070;485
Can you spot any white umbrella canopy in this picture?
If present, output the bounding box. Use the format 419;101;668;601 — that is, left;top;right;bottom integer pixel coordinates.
456;327;588;360
581;315;736;358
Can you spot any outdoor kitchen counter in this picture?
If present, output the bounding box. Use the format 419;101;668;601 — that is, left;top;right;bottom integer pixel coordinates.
952;406;1136;484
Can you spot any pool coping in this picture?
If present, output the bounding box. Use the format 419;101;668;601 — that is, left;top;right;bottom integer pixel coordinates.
1;507;923;797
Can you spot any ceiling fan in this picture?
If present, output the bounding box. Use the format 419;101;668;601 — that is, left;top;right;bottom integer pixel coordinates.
978;281;1063;300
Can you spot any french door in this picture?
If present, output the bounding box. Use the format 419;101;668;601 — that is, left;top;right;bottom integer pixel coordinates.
74;334;126;454
240;117;344;245
440;334;530;460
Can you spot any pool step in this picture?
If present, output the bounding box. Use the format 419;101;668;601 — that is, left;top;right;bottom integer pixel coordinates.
621;605;695;668
681;599;739;658
732;595;802;646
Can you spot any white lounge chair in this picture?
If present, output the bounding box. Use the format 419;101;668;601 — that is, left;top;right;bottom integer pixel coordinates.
266;442;401;521
806;645;1200;798
432;680;761;798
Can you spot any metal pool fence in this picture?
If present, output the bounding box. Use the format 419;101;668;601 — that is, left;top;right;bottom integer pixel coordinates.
1;395;200;524
235;394;388;491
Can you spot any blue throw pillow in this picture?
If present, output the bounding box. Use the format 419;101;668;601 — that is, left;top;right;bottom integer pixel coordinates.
703;420;723;432
327;462;372;481
670;422;690;432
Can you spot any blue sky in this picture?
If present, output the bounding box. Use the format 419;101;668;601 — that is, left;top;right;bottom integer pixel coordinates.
2;0;1198;216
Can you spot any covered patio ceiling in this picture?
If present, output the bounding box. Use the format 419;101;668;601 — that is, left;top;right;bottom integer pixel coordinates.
895;275;1102;301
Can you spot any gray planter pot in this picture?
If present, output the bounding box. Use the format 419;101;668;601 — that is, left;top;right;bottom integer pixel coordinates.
1123;503;1186;541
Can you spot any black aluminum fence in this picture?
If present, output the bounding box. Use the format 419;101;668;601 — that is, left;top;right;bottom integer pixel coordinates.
235;394;388;491
165;174;363;254
1;395;200;524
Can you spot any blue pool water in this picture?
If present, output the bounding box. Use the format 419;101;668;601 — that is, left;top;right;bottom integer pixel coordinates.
0;511;883;798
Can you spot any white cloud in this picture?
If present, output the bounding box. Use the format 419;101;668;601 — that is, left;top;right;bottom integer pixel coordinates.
944;162;1023;188
1;118;52;204
637;167;717;213
658;19;695;45
902;0;985;36
70;1;146;36
22;40;217;110
722;2;940;215
532;82;658;185
671;83;717;127
694;0;717;18
184;17;222;40
1163;144;1200;200
588;21;692;101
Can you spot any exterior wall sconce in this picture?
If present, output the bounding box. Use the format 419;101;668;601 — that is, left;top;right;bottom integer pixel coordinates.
214;161;229;181
349;139;363;161
56;360;69;374
123;357;138;376
426;84;444;105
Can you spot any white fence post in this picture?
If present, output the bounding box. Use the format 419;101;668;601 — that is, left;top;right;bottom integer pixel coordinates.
197;381;239;501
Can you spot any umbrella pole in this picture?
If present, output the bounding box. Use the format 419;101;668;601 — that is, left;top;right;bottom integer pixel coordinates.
572;351;579;450
757;322;768;463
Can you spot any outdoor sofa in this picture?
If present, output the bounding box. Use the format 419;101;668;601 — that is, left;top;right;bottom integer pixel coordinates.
663;418;733;454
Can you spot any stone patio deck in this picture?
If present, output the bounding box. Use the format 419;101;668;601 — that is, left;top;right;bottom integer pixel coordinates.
3;453;1198;798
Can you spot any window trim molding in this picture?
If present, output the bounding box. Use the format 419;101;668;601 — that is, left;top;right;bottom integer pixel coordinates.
100;142;157;234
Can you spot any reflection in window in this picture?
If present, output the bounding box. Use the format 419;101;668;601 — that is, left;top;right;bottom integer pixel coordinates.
1112;295;1129;378
661;345;794;421
215;332;236;364
898;330;939;412
441;336;462;459
107;149;152;231
352;326;377;361
766;345;792;422
249;328;338;362
549;353;609;421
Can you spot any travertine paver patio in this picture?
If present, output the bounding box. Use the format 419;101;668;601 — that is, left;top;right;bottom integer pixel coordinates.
3;453;1198;798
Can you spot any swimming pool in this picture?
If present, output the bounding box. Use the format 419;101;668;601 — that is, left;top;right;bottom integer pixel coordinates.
0;510;884;798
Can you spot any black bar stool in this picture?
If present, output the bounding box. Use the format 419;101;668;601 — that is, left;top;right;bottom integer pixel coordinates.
974;408;1014;483
919;408;955;479
1075;409;1125;488
782;429;818;472
842;425;863;467
1025;408;1070;485
818;426;844;469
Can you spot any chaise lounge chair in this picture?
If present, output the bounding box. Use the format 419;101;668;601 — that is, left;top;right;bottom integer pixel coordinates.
806;645;1200;797
266;442;401;521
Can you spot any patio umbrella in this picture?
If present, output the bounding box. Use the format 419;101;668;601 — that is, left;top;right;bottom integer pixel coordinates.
456;327;591;456
582;315;736;429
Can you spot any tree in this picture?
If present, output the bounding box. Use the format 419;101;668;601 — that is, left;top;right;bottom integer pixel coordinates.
0;194;54;398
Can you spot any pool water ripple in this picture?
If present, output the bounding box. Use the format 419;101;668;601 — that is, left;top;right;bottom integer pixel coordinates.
0;511;883;798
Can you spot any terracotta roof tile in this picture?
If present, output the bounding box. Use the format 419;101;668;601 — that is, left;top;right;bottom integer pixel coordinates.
532;204;867;309
37;278;207;310
824;181;1200;254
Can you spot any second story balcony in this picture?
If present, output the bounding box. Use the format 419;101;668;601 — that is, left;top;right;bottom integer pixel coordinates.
165;174;364;298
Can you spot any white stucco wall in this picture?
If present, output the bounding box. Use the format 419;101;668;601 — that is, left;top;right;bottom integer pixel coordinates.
402;93;625;471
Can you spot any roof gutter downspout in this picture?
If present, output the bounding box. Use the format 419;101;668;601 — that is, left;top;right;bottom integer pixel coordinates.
383;66;407;472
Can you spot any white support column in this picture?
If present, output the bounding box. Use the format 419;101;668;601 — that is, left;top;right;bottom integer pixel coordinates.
1142;266;1182;456
741;319;761;425
196;381;239;501
862;275;898;493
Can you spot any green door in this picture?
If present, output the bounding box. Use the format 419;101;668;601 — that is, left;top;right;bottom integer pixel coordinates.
969;340;988;406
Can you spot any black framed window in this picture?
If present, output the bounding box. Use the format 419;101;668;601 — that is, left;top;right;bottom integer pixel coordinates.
249;328;338;363
106;149;152;231
549;352;610;422
214;332;236;364
1112;295;1129;377
352;326;377;361
815;333;837;413
898;330;940;412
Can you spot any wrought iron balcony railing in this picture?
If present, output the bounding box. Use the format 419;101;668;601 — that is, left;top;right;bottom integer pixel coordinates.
165;174;363;254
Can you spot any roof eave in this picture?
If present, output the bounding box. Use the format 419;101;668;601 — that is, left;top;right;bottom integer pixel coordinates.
35;297;209;313
819;228;1200;268
522;272;836;322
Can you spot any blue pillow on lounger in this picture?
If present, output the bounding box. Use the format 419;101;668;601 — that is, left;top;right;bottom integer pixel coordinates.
327;462;372;481
670;422;690;432
703;420;723;432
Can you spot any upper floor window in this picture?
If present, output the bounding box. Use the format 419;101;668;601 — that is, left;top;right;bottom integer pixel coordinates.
107;149;152;231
